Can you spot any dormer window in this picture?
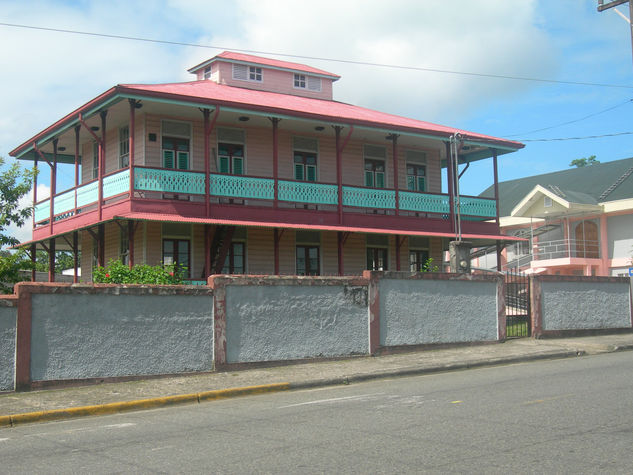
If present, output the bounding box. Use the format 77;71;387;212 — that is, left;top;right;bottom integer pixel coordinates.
233;64;262;82
294;73;321;92
203;66;212;80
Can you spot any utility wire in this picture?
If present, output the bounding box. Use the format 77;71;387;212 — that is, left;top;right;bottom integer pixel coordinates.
503;99;633;137
2;21;633;90
520;131;633;142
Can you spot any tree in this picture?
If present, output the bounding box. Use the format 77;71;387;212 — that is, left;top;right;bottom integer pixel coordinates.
0;156;35;248
569;155;600;168
0;157;35;293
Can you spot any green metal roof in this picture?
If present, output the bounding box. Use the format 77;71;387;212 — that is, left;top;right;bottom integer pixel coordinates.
480;157;633;216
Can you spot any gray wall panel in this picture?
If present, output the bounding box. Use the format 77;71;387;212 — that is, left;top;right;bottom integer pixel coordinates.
225;285;368;363
380;279;498;346
0;305;16;392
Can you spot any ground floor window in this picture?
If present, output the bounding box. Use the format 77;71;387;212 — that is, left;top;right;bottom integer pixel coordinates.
163;239;190;277
221;242;245;274
296;245;320;275
409;249;429;272
367;247;388;271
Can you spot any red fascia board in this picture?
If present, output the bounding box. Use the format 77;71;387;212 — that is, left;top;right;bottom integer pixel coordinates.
115;212;527;242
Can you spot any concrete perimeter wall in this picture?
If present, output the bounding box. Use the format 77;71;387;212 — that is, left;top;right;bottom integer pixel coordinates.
0;297;17;392
15;283;214;388
210;276;369;364
367;272;504;348
532;276;633;337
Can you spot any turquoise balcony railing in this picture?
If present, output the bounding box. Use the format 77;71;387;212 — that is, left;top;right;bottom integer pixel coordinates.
278;180;338;205
134;167;204;194
33;166;497;227
209;174;274;200
342;186;396;209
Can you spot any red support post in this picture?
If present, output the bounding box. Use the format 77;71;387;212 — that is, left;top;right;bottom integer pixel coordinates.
271;118;279;209
274;228;280;275
335;126;343;225
337;231;344;276
446;141;455;233
390;134;400;216
30;244;36;282
48;238;55;283
492;149;500;228
128;220;135;269
73;231;79;283
74;125;80;209
395;234;401;271
98;110;107;221
50;139;58;236
129;100;136;202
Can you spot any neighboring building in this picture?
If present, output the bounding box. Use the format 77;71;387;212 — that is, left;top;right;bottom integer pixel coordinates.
477;157;633;277
10;51;523;282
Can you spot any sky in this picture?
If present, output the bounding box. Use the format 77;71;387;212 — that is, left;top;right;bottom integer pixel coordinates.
2;0;633;243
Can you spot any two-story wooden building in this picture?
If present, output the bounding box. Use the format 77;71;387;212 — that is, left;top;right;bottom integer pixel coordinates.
10;51;524;282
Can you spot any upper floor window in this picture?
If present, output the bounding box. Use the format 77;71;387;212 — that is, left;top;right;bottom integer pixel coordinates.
406;150;426;192
217;128;245;174
233;64;263;82
203;66;212;80
119;125;129;169
294;73;322;91
162;120;191;170
364;145;386;188
293;137;318;182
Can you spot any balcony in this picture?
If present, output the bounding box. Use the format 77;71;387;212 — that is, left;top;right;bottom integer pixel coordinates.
504;238;601;271
33;166;498;238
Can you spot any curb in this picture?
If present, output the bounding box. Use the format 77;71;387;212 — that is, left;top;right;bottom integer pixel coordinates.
289;349;584;390
0;383;290;428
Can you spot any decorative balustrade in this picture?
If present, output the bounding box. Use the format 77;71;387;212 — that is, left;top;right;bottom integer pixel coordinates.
399;191;450;214
209;174;274;200
278;180;338;205
32;167;497;227
134;167;204;195
342;186;395;209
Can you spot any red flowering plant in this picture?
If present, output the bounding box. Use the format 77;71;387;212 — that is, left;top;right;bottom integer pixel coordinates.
93;259;185;284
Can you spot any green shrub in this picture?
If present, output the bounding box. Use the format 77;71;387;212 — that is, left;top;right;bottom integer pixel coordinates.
421;257;439;273
93;260;185;285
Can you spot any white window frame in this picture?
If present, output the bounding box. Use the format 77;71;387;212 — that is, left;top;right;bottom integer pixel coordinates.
294;74;306;89
203;66;212;80
119;125;130;169
217;127;247;175
232;63;263;83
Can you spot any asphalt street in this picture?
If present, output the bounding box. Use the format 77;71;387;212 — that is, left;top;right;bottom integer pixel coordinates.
1;351;632;473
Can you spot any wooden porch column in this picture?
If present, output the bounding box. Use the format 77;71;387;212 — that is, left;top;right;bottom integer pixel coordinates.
337;231;344;276
128;100;137;202
73;231;79;283
202;107;219;218
98;110;107;221
204;225;211;280
50;139;58;235
128;220;135;268
74;125;80;210
389;134;400;216
271;118;280;209
32;155;38;229
98;223;105;267
395;234;401;271
492;149;500;228
445;141;455;233
274;228;280;275
30;243;36;282
48;238;55;282
335;126;343;224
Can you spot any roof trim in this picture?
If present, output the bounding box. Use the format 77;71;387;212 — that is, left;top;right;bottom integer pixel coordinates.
511;184;601;218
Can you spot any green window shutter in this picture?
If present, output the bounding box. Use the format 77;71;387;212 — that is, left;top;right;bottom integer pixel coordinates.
364;171;374;187
407;176;415;190
306;165;316;182
233;157;243;175
163;150;174;169
177;151;189;170
219;156;229;173
295;163;304;180
376;172;385;188
418;176;426;192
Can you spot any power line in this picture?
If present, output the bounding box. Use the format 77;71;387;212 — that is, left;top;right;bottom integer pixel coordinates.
520;131;633;142
2;21;633;90
503;98;633;137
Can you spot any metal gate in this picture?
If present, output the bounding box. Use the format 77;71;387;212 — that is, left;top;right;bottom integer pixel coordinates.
505;269;530;337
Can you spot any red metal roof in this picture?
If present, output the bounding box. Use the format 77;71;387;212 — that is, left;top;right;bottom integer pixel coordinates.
188;51;341;79
117;81;522;148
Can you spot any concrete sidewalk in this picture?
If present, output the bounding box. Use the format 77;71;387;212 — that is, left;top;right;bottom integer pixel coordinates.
2;333;633;427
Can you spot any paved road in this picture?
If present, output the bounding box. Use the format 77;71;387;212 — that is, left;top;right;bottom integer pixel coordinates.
2;352;632;473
